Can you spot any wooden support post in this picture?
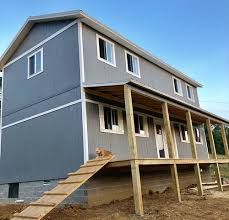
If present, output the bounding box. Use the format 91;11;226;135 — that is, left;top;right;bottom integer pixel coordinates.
186;111;203;196
162;102;181;202
220;124;229;158
124;85;144;216
206;119;223;191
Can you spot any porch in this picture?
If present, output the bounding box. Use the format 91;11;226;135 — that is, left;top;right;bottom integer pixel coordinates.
84;81;229;216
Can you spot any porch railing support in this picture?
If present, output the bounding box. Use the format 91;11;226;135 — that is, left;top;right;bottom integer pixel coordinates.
162;102;181;202
206;118;223;191
220;123;229;158
124;85;144;216
186;111;203;196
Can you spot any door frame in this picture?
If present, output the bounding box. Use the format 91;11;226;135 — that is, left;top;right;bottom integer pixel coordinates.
153;118;169;159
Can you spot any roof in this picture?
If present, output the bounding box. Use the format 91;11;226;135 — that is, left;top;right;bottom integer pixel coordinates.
83;80;229;125
0;10;203;87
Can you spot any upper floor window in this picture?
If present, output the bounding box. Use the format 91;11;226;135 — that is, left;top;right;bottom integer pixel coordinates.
186;84;195;101
173;77;183;96
134;114;148;137
99;105;124;134
125;51;140;78
27;48;43;79
179;124;189;142
96;34;116;66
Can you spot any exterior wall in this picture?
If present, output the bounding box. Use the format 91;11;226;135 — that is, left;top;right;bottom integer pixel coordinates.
87;167;212;207
0;103;84;184
0;21;85;184
86;100;209;160
9;20;75;61
82;24;200;107
3;23;80;124
0;180;88;204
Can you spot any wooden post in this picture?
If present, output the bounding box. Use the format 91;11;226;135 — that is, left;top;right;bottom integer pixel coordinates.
186;111;203;196
124;85;144;216
206;119;223;191
220;124;229;158
162;102;181;202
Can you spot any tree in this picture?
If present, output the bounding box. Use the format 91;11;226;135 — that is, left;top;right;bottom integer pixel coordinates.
205;124;229;155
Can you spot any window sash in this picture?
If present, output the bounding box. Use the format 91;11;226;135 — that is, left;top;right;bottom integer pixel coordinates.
186;84;194;101
194;127;201;143
28;49;43;77
173;77;182;95
134;114;146;135
126;51;140;76
97;36;115;65
180;125;189;142
103;107;119;131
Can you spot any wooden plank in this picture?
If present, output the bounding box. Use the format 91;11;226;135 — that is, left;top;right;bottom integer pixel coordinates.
206;119;223;191
11;156;114;220
215;163;223;191
162;102;176;158
186;111;203;196
124;84;144;216
220;124;229;158
162;102;181;202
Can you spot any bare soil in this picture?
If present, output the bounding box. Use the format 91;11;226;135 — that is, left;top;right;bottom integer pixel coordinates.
1;189;229;220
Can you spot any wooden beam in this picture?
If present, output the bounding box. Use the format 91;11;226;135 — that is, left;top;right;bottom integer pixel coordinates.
206;119;217;159
124;84;144;216
206;118;223;191
186;111;203;196
220;124;229;158
162;102;181;202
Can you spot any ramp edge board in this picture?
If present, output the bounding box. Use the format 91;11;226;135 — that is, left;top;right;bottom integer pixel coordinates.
11;155;114;220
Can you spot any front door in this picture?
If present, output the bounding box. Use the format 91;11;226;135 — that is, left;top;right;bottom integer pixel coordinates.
155;121;169;159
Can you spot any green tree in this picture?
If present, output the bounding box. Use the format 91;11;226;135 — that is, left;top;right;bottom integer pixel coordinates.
205;125;229;155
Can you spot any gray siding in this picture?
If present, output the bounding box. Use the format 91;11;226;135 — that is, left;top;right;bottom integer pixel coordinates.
82;24;200;107
3;23;80;124
87;101;209;160
0;103;84;184
0;21;84;184
9;20;75;61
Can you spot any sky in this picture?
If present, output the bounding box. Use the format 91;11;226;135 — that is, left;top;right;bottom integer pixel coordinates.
0;0;228;119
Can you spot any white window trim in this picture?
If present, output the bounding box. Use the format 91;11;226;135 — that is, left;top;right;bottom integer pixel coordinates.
124;50;141;78
186;83;195;102
179;124;190;143
27;48;44;79
134;113;149;137
99;104;124;135
172;76;183;96
96;34;116;67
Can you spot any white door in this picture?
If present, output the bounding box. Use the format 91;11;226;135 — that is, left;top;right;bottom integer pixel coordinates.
155;121;169;159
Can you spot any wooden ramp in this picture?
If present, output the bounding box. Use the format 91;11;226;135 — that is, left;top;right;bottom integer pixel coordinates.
12;156;114;220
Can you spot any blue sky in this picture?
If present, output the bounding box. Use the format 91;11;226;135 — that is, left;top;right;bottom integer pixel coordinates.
0;0;228;118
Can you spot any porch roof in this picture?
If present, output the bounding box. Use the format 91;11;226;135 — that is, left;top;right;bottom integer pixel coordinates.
84;80;229;125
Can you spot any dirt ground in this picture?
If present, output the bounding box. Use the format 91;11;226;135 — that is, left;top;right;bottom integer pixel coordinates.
0;189;229;220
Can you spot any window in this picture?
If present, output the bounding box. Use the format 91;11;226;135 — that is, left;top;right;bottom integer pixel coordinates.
28;48;43;78
125;51;140;77
99;105;124;134
134;114;148;137
173;77;183;96
179;124;189;142
96;35;116;66
186;84;195;101
194;127;202;143
8;183;19;198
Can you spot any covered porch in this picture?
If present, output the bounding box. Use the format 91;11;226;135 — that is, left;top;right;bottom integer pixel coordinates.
84;81;229;216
